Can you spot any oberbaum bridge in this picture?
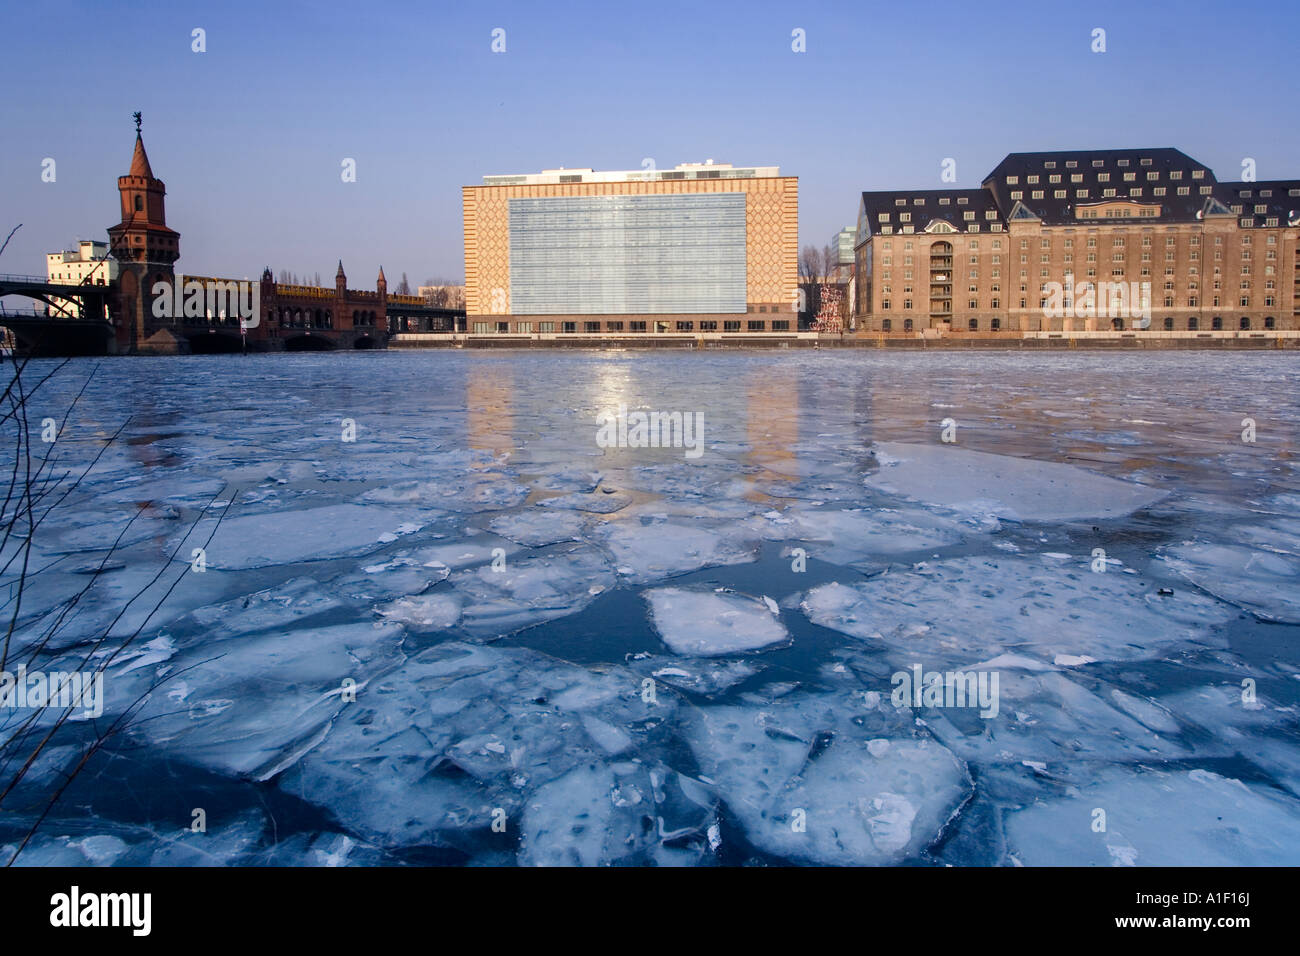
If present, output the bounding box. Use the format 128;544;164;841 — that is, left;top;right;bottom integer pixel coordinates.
0;119;463;356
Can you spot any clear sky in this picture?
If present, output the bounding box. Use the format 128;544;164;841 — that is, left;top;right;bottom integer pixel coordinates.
3;0;1298;288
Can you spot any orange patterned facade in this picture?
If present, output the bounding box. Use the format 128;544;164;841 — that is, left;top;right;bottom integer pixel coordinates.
463;169;798;333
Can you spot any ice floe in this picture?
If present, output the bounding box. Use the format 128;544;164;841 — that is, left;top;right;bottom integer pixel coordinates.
800;555;1234;668
1161;541;1300;623
594;519;756;585
1003;767;1300;866
644;587;788;656
681;696;970;864
178;504;425;570
451;546;614;636
131;621;406;780
488;510;587;547
866;441;1166;522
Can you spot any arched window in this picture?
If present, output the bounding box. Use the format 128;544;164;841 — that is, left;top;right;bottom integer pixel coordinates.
903;318;914;332
1264;316;1275;329
1211;316;1222;330
967;318;978;331
1188;316;1198;330
1239;316;1250;330
881;319;891;332
1163;317;1173;330
991;317;1000;331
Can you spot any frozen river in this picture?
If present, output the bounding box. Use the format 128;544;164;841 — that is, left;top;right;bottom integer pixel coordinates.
2;349;1299;865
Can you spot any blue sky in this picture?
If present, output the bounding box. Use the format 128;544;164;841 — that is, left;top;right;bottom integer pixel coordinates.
2;0;1297;287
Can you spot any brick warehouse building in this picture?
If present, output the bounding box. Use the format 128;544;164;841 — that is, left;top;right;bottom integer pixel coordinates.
854;148;1300;334
462;162;798;335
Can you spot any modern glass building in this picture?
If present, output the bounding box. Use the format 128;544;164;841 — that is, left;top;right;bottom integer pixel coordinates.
463;163;798;335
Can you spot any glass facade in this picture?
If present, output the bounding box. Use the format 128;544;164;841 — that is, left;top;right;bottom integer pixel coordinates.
833;226;857;265
508;193;747;314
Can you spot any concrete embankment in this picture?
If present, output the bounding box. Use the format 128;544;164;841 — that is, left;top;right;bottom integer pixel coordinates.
391;331;1300;350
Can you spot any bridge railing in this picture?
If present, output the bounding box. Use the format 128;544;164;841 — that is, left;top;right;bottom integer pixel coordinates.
0;274;56;284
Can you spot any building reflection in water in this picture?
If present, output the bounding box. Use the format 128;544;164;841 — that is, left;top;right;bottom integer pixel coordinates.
466;361;515;461
744;365;800;500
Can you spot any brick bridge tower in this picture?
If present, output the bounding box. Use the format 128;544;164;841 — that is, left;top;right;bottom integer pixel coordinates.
107;113;180;352
334;260;348;326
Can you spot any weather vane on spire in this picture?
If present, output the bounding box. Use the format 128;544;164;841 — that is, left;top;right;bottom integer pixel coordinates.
133;111;142;134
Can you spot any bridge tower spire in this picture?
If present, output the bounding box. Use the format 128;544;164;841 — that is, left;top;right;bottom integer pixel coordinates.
107;113;180;351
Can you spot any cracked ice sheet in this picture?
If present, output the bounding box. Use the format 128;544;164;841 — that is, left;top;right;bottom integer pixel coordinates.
865;441;1166;522
1160;540;1300;623
801;554;1233;669
682;694;970;865
278;641;703;861
919;669;1198;774
131;621;405;780
451;545;614;637
518;759;717;866
2;811;270;867
174;503;428;570
362;473;527;512
539;490;633;514
374;592;462;631
188;577;346;640
743;504;977;565
644;587;788;656
329;554;454;605
1158;684;1300;796
629;656;762;696
1003;768;1300;866
43;508;183;554
488;509;588;547
10;556;219;652
594;519;757;585
525;467;601;493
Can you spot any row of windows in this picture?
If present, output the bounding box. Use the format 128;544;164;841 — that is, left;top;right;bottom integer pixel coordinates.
269;308;377;327
894;196;973;206
877;234;1280;251
1006;163;1204;181
1008;186;1205;200
878;316;1278;331
878;233;1279;257
469;320;789;333
1235;189;1300;198
884;262;1277;283
875;224;1004;235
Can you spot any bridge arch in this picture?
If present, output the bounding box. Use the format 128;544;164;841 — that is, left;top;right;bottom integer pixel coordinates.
284;333;336;352
187;331;243;354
